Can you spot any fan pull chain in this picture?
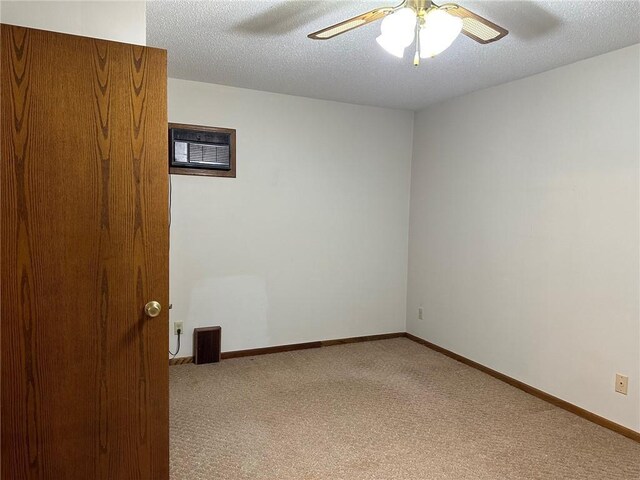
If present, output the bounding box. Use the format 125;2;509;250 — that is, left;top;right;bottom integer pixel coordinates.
414;13;422;66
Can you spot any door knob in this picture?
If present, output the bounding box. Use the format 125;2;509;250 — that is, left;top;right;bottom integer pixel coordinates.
144;301;162;318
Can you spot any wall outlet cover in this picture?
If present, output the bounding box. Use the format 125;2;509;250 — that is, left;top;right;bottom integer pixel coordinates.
418;307;423;320
615;374;628;395
174;321;184;336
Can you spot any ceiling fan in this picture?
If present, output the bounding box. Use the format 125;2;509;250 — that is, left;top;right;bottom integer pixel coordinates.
308;0;508;66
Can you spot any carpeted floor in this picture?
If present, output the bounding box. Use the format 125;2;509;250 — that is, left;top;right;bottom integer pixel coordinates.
169;338;640;479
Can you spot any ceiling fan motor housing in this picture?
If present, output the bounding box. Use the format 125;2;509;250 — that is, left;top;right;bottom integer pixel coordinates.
409;0;433;12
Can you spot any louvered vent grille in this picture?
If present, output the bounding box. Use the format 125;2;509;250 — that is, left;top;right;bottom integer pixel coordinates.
170;126;233;172
188;143;230;167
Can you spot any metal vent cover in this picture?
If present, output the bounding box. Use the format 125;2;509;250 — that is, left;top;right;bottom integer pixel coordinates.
186;142;230;167
170;127;232;171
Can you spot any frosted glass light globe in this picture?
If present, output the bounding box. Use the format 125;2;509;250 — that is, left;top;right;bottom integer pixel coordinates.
376;8;417;58
419;9;463;58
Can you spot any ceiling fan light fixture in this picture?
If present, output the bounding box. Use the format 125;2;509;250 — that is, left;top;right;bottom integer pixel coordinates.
377;7;417;57
307;2;508;65
419;8;463;58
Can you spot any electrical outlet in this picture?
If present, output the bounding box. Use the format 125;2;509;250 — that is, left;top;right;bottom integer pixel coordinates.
174;321;183;336
615;374;628;395
418;307;423;320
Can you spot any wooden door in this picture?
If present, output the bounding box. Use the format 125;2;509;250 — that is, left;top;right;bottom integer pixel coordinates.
1;25;169;479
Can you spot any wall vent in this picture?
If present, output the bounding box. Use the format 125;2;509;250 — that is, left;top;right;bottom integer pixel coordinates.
193;327;221;365
169;123;236;178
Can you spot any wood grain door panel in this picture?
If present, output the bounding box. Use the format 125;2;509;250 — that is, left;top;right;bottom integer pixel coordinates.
1;25;169;479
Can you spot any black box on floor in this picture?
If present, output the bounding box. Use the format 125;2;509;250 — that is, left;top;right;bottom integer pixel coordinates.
193;326;221;364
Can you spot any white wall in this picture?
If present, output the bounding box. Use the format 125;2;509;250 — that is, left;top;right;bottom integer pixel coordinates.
407;44;640;432
169;79;413;356
0;0;146;45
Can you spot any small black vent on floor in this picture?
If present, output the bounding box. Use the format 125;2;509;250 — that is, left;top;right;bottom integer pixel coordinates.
193;326;221;365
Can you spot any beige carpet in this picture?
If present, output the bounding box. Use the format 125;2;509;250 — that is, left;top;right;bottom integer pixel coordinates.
170;338;640;479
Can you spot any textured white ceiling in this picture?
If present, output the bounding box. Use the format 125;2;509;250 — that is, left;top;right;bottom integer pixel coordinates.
147;0;640;110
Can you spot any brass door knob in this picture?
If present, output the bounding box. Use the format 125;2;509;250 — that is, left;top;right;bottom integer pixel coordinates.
144;301;161;318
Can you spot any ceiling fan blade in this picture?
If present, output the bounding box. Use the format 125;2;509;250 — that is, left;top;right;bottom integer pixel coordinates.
308;7;395;40
439;3;508;44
